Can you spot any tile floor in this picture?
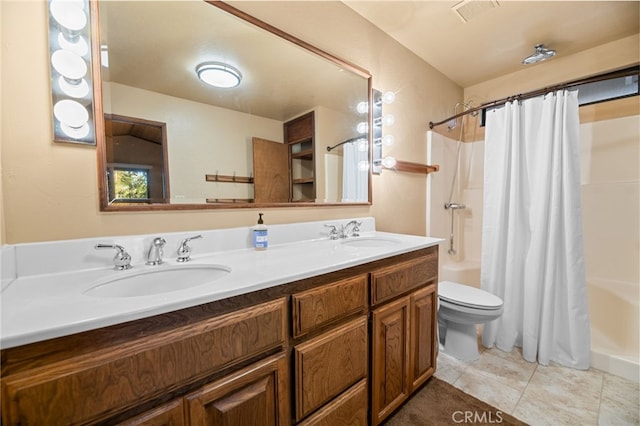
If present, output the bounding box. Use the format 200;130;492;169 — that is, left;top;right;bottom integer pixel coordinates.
435;345;640;425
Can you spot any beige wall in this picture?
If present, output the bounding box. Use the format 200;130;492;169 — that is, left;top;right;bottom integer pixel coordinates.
464;35;639;106
106;82;283;203
0;1;461;244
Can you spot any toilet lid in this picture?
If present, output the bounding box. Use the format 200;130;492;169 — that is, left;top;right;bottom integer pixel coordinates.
439;281;503;310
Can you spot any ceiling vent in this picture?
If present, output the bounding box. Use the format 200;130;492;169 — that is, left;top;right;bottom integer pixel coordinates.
452;0;499;23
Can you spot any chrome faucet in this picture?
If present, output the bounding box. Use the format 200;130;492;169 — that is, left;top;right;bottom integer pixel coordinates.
95;243;132;270
146;237;166;265
176;235;203;263
342;220;362;238
325;221;362;239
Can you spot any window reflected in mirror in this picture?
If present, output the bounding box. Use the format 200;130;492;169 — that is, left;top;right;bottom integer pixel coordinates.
104;114;169;205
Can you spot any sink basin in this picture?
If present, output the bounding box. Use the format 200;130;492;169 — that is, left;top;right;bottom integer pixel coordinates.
84;264;231;298
340;237;401;248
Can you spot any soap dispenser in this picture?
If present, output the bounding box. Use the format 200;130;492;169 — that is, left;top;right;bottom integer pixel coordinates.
253;213;268;250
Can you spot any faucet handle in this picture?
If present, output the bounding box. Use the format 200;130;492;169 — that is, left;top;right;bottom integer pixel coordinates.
95;244;132;271
324;224;340;240
177;235;203;263
351;221;362;237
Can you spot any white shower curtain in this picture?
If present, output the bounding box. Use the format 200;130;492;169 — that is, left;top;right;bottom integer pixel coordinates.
481;90;591;369
341;142;368;202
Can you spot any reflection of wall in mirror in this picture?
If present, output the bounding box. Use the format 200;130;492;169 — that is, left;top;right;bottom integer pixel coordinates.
315;105;359;203
102;82;283;203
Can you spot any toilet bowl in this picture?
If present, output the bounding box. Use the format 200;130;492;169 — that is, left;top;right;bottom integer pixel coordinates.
438;280;504;361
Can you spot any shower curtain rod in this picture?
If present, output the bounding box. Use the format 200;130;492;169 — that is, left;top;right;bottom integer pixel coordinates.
326;136;361;152
429;65;639;129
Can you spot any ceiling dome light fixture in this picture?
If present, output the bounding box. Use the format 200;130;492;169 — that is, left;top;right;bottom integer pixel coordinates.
522;44;557;65
196;62;242;88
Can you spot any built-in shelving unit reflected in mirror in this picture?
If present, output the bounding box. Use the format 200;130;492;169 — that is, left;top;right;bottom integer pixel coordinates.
94;0;372;211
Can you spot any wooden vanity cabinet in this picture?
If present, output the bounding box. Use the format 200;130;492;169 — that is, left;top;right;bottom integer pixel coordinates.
1;246;438;426
370;249;439;426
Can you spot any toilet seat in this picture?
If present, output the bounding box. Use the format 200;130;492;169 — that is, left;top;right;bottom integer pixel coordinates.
438;281;503;310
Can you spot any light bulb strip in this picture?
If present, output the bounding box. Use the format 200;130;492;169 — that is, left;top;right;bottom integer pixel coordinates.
48;0;95;145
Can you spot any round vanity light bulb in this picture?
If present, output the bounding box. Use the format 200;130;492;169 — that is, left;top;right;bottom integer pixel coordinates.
53;99;89;128
358;160;370;171
50;0;87;32
58;32;89;57
51;49;87;80
382;91;396;104
58;75;90;98
356;101;368;114
357;138;369;152
382;114;395;126
356;122;368;134
382;134;395;146
61;121;90;139
196;62;242;88
381;156;397;168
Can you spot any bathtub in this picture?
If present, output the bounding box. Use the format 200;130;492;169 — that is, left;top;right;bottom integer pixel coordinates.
588;277;639;382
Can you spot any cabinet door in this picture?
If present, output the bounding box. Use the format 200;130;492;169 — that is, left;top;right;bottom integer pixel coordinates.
253;137;290;203
371;296;410;426
409;284;437;391
185;353;290;426
294;316;368;421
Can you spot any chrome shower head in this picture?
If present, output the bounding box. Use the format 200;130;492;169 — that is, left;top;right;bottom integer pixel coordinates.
522;44;556;65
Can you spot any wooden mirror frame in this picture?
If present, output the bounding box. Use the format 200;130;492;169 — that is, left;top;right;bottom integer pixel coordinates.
92;0;373;212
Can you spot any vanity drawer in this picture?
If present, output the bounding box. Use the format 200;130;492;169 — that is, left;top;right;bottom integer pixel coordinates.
371;248;437;305
292;274;368;338
1;298;287;425
294;316;368;421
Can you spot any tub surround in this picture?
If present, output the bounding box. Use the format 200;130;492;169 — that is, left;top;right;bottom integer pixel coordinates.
1;217;442;348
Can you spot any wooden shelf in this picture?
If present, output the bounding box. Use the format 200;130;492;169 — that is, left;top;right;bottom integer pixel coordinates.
205;198;254;204
292;177;315;185
205;174;254;183
291;149;313;160
288;136;312;145
384;161;439;175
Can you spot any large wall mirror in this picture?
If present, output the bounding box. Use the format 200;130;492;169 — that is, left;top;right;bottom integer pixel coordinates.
95;0;373;211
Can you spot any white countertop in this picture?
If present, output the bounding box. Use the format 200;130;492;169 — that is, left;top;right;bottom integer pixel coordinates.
1;218;442;349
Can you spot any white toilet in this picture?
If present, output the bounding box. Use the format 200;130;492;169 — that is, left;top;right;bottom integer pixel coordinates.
438;280;504;361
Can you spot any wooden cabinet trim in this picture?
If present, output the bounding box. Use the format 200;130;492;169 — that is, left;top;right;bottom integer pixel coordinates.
294;316;368;421
292;274;368;338
297;379;368;426
1;298;287;425
118;398;185;426
371;249;437;305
